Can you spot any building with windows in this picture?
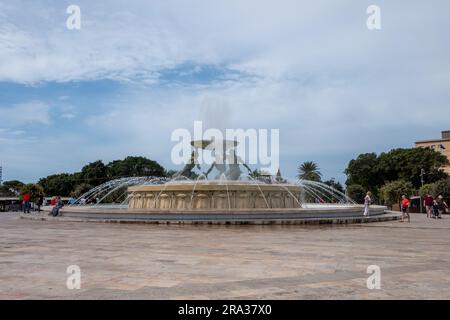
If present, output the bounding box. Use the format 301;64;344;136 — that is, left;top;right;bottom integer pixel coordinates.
415;131;450;174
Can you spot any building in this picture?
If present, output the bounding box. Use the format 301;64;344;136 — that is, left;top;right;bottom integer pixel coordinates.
415;130;450;174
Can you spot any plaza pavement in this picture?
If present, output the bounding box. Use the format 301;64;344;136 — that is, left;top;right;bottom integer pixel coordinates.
0;212;449;299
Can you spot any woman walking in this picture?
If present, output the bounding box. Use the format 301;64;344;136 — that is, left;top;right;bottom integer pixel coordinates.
436;195;448;219
364;191;372;216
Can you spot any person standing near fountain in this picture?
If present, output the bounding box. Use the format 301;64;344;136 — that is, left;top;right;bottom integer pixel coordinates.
364;191;372;216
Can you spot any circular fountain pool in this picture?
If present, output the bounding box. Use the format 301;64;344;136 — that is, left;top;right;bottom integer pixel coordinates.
40;177;396;225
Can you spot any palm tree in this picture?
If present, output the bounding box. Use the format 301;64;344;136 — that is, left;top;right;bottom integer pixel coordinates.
297;161;322;181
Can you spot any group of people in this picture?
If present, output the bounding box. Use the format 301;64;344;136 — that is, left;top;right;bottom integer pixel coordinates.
423;194;448;219
363;191;448;222
21;194;64;217
21;193;44;214
49;196;64;217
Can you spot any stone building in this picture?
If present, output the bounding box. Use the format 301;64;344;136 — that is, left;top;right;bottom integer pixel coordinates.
415;130;450;174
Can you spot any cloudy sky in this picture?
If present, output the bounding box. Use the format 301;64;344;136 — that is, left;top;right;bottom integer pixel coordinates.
0;0;449;183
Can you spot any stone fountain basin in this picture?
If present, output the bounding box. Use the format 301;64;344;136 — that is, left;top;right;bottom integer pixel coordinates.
53;204;390;224
127;181;302;210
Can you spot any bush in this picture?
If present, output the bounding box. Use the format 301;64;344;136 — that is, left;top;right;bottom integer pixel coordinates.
19;184;45;203
432;178;450;202
419;184;434;197
346;184;367;204
379;180;415;206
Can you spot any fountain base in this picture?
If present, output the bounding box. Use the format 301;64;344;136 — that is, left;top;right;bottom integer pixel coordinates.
127;181;301;210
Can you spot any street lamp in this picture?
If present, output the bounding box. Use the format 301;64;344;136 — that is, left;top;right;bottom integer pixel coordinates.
420;168;425;187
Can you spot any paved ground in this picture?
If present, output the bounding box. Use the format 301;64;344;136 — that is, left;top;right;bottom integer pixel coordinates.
0;212;449;299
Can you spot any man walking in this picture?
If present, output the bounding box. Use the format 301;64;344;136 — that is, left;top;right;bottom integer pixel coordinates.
22;193;30;214
424;194;434;218
401;195;410;223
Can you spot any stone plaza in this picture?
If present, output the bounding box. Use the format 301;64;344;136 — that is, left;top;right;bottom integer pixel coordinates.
0;212;449;299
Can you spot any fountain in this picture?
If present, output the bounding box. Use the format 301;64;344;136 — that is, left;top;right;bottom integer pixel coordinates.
52;138;396;224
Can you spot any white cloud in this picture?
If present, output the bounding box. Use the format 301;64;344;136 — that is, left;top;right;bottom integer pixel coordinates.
0;101;51;126
1;0;450;183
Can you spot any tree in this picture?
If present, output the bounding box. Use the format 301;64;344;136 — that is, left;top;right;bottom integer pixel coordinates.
345;153;382;192
38;173;76;196
80;160;108;186
419;184;434;197
379;180;415;206
346;184;366;204
19;183;45;203
345;148;449;197
73;183;93;197
378;148;448;188
107;156;165;178
0;180;25;196
297;161;322;181
432;178;450;202
323;178;344;194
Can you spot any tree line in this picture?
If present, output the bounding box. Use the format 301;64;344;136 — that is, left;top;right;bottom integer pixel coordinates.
344;147;449;205
1;147;449;205
0;156;167;202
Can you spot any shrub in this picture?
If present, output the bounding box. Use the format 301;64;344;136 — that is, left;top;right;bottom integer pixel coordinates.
432;178;450;202
379;180;415;206
346;184;366;204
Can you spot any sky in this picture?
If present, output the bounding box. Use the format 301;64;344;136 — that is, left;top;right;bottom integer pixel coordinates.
0;0;449;184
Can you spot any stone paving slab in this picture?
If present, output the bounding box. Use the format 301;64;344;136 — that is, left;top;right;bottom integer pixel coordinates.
0;212;449;299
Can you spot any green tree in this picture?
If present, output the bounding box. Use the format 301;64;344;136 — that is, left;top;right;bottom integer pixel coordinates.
0;180;25;196
432;178;450;202
345;153;382;192
419;184;434;197
80;160;108;186
107;156;165;178
378;148;448;188
346;184;366;204
19;183;45;203
38;173;76;196
345;148;448;197
323;178;344;194
379;180;415;206
73;183;94;197
297;161;322;182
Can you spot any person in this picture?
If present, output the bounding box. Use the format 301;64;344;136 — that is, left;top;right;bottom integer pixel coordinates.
424;194;434;218
401;195;410;223
36;195;44;213
436;195;448;219
432;199;440;219
22;193;30;214
50;196;57;206
68;195;77;205
364;191;372;216
51;196;64;217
